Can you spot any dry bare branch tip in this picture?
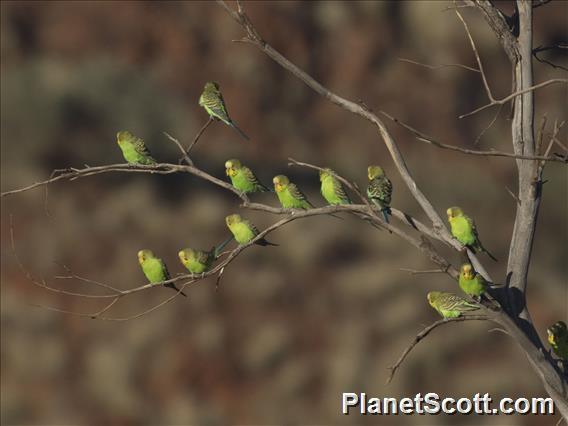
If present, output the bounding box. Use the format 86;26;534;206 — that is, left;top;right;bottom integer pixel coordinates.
399;268;448;275
387;314;491;383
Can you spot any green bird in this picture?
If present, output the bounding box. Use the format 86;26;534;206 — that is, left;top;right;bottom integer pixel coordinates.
367;165;392;223
137;249;186;297
427;291;480;319
225;159;271;194
459;263;488;298
116;131;157;165
319;168;351;205
547;321;568;361
273;175;313;209
178;237;233;275
447;207;497;261
199;81;249;141
225;214;278;246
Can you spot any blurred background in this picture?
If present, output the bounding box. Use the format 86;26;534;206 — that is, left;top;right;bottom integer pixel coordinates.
1;1;566;424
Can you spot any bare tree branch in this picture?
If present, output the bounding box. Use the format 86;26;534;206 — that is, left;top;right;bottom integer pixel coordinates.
533;42;568;72
380;110;567;162
387;315;491;383
185;117;213;158
399;268;449;275
460;78;567;118
397;57;480;73
455;9;494;102
215;0;488;267
217;0;568;413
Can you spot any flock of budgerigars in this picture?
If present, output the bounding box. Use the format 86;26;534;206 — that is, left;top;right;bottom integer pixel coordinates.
115;82;568;363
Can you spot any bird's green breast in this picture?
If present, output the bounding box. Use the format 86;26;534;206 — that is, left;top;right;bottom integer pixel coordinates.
278;187;307;208
185;256;210;274
231;222;256;244
142;258;167;283
459;275;485;297
231;170;256;192
119;142;143;164
321;176;340;204
450;216;475;245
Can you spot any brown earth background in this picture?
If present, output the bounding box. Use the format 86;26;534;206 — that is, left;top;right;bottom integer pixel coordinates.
1;1;567;425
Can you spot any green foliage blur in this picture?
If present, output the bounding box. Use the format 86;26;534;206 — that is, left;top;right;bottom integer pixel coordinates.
1;2;566;425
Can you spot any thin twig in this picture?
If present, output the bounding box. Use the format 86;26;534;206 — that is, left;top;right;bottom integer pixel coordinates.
398;57;480;73
380;110;567;163
387;315;490;383
1;162;249;201
474;104;503;146
455;10;494;101
163;132;193;166
185;117;213;157
459;78;567;119
399;268;448;275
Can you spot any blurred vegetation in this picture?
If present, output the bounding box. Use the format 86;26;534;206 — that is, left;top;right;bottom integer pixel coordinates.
1;1;566;425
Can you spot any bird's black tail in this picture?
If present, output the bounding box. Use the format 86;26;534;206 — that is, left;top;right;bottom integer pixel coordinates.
213;236;234;258
256;238;278;247
229;121;250;141
165;282;187;297
482;246;498;262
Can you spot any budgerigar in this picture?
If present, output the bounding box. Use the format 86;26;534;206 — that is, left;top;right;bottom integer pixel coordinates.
225;214;277;246
367;165;392;223
225;159;271;194
199;81;249;141
547;321;568;361
178;236;233;274
447;207;497;261
319;168;351;205
273;175;313;209
116;131;157;165
459;263;488;298
427;291;480;319
137;249;186;297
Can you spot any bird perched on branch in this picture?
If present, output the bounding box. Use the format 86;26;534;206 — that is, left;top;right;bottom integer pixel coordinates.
225;214;278;246
199;81;249;141
116;131;157;165
427;291;480;319
319;168;351;205
367;165;392;223
178;237;234;275
447;207;497;261
547;321;568;361
273;175;313;209
225;159;271;194
137;250;186;297
459;263;488;299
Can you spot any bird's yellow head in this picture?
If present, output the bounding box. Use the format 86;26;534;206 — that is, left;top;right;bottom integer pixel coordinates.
427;291;440;307
319;168;332;182
137;249;153;265
225;159;242;177
204;81;220;92
116;130;133;145
225;214;242;227
368;165;385;180
178;248;195;264
547;321;567;345
460;263;475;280
447;207;464;220
273;175;290;192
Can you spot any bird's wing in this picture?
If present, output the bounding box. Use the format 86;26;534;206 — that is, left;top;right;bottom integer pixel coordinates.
289;183;310;204
202;91;230;123
133;136;156;161
333;177;351;203
160;260;171;280
242;167;264;189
